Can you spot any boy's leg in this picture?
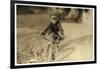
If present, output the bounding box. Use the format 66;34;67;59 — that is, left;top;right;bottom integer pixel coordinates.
51;42;58;61
51;43;55;61
47;44;52;61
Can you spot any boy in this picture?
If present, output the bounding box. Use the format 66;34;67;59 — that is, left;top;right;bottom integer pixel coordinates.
41;15;65;61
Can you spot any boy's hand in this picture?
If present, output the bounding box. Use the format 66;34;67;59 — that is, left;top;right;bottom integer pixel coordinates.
61;34;65;40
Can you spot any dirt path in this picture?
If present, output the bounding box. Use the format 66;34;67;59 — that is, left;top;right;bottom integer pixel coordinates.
16;11;94;64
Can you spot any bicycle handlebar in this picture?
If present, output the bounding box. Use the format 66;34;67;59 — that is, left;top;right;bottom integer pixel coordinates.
40;34;61;43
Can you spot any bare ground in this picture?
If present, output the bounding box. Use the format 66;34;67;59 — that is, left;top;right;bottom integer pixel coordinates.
16;10;94;64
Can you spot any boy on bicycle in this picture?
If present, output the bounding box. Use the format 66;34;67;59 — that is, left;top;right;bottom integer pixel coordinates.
41;15;65;61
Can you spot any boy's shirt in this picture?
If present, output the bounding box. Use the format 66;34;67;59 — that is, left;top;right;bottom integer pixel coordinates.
43;20;64;35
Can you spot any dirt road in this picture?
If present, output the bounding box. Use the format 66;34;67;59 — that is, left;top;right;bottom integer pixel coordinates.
16;10;94;64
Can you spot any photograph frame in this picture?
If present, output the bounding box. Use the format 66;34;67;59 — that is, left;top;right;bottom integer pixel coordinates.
10;0;97;69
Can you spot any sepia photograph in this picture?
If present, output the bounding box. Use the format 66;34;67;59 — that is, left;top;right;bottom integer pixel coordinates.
11;1;96;68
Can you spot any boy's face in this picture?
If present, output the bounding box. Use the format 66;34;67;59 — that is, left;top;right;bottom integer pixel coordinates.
51;16;57;20
51;16;57;24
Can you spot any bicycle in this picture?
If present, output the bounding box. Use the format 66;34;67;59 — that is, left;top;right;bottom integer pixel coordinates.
41;33;64;61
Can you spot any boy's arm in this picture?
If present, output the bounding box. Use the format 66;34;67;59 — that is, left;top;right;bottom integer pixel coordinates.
58;21;64;35
41;22;51;35
58;22;65;40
